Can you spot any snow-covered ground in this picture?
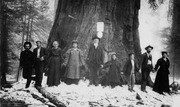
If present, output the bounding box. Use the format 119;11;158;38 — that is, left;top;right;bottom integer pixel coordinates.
44;80;173;107
0;79;54;107
2;73;180;107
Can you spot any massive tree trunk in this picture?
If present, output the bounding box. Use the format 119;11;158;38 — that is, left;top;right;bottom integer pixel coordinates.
1;0;8;87
48;0;141;70
0;0;2;89
171;0;180;78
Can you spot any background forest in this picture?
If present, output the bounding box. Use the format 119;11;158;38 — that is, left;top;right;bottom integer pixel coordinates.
1;0;54;83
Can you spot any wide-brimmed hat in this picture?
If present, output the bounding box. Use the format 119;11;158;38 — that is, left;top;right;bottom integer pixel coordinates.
145;45;153;50
111;52;116;56
92;36;101;41
72;40;78;44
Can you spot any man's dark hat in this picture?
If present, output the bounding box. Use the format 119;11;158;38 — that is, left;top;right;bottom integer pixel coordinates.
72;40;78;44
145;45;153;50
129;52;134;56
161;51;168;55
92;36;100;41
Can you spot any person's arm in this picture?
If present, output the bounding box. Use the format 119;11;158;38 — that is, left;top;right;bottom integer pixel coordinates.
154;59;161;71
33;48;36;55
118;62;123;74
102;61;111;69
122;60;129;75
150;55;154;70
100;47;105;68
135;60;140;73
87;45;92;61
63;49;71;66
32;51;36;67
167;58;170;74
140;53;145;68
79;49;85;66
20;52;23;68
42;48;48;60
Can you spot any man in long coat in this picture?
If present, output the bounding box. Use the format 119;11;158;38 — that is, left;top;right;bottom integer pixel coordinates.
20;42;34;88
141;45;154;93
87;36;104;85
63;40;85;85
33;41;47;87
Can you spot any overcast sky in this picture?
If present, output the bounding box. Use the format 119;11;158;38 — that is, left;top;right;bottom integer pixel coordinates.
139;0;171;63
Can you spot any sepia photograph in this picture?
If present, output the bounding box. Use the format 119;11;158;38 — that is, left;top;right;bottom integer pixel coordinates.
0;0;180;107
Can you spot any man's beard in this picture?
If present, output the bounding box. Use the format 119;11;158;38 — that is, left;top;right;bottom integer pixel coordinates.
147;51;151;53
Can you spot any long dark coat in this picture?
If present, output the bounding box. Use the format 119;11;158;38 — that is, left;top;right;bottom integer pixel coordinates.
141;52;154;88
153;58;170;94
33;47;47;86
87;44;104;85
87;44;104;66
47;48;62;86
123;60;139;77
20;50;35;79
103;59;123;85
123;59;139;82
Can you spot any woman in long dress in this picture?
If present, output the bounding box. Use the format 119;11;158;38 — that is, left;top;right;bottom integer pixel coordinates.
153;51;170;94
47;41;62;86
63;40;85;85
103;53;123;88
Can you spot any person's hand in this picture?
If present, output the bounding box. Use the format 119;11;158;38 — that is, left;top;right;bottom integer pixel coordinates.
139;69;141;73
20;66;23;70
40;57;44;61
62;63;66;66
152;69;156;73
121;72;124;74
101;64;104;68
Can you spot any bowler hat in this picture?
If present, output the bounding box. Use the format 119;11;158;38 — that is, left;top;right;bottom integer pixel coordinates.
161;51;168;55
111;52;116;56
92;36;100;41
145;45;153;50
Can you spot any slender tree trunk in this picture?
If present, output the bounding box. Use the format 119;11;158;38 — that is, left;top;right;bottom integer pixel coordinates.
29;0;35;42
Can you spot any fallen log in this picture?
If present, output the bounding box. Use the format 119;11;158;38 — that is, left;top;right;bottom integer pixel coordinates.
36;87;66;107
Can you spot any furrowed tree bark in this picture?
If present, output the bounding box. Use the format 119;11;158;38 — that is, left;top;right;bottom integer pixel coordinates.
171;0;180;78
48;0;141;78
1;0;8;87
0;0;2;89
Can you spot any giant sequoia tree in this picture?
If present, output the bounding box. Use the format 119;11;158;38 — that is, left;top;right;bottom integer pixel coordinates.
48;0;141;67
171;0;180;78
0;0;2;89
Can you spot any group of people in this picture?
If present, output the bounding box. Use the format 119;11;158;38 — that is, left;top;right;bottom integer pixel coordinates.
20;36;170;95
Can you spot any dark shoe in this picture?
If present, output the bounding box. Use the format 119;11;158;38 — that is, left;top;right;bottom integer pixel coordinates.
2;83;12;88
131;89;135;92
128;89;132;92
25;85;29;88
142;90;147;93
136;93;142;100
